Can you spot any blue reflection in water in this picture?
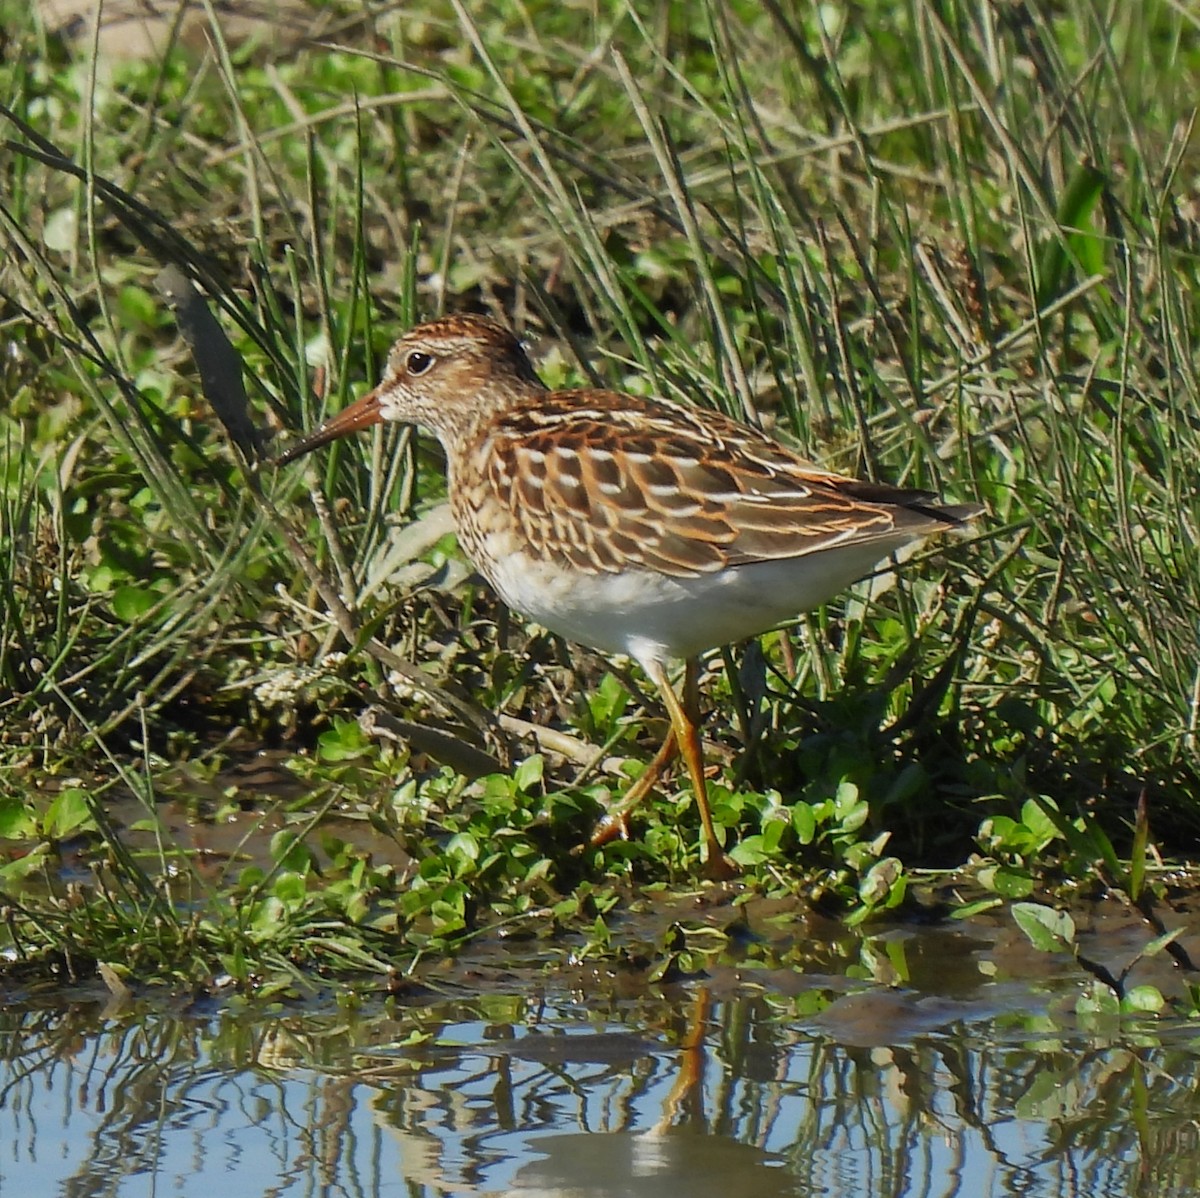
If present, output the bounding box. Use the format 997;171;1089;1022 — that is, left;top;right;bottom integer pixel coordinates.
0;991;1195;1197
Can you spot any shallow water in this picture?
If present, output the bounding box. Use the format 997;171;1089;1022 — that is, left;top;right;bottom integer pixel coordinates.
4;971;1198;1198
8;771;1200;1196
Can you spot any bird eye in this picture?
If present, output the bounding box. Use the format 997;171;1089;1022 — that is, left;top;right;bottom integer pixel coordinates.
405;350;434;376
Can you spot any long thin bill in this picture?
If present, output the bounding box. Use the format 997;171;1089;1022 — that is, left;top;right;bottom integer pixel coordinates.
274;386;385;465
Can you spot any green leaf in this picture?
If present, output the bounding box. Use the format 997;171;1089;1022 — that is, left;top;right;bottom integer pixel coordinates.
247;895;286;932
318;720;369;762
791;802;817;844
118;284;159;327
269;831;314;874
1012;902;1076;954
977;814;1018;852
447;832;480;863
760;817;787;855
836;798;870;835
1036;162;1107;306
1020;798;1059;849
834;780;860;813
1121;985;1166;1014
0;797;37;840
728;835;768;866
589;914;612;949
513;755;544;793
272;872;307;904
1077;979;1121;1018
112;584;159;622
430;900;466;933
1140;927;1184;958
44;788;97;839
990;864;1035;898
0;844;51;885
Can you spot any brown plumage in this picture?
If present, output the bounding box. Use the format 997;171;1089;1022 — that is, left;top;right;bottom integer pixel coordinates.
278;314;981;875
465;391;972;578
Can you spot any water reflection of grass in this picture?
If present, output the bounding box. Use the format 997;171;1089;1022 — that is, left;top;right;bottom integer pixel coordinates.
2;2;1199;996
2;990;1196;1196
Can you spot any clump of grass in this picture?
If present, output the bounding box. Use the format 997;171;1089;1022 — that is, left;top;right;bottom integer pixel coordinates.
2;0;1199;988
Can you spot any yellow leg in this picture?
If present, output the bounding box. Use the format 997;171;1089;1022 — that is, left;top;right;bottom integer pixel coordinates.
645;658;737;879
590;727;678;846
657;986;713;1130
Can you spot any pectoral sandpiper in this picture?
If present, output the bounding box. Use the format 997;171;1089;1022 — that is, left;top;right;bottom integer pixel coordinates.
277;314;980;877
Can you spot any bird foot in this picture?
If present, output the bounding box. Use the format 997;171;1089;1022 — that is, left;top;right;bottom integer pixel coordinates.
701;850;740;882
588;810;632;847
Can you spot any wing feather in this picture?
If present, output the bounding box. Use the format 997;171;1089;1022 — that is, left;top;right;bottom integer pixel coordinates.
470;390;974;578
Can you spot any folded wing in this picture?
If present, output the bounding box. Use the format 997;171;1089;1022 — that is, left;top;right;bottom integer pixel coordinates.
476;391;976;579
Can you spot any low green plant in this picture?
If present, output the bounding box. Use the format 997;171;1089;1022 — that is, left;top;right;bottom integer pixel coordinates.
1011;901;1182;1018
2;0;1200;989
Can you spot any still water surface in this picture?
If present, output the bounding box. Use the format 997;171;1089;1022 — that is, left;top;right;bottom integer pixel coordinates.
3;976;1196;1197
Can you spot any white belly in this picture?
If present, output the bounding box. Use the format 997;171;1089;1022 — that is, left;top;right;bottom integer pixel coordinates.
481;537;913;667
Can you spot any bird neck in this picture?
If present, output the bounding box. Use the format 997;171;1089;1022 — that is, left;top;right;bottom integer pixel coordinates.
432;372;549;458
